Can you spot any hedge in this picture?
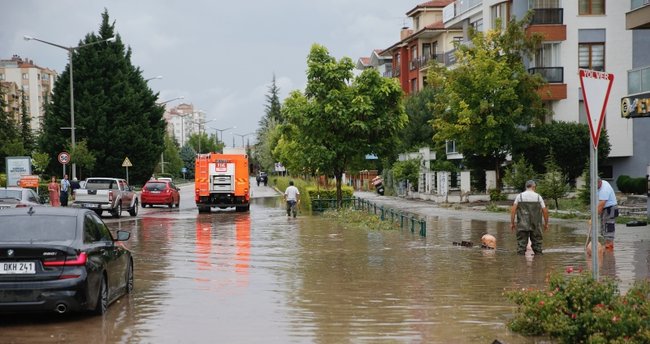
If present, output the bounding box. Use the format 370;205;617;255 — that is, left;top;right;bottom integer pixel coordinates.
616;175;647;195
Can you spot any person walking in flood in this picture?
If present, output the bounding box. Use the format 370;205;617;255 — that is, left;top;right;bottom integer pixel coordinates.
284;181;300;217
510;180;549;255
597;177;618;251
47;176;60;207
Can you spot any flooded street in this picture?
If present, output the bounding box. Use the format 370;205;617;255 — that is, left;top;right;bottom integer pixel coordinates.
2;183;650;343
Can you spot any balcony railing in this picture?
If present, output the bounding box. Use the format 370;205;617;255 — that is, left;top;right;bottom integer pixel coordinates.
628;65;650;94
528;67;564;83
531;8;563;25
383;70;393;78
456;0;482;16
632;0;650;11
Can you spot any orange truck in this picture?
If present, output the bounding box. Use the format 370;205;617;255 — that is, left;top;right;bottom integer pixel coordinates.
194;150;250;212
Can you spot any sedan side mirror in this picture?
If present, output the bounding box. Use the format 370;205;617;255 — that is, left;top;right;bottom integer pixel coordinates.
115;230;131;241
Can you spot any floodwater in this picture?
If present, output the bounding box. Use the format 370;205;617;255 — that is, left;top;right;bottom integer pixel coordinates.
2;186;650;343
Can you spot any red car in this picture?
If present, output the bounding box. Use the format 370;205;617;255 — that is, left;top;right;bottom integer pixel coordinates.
140;180;180;208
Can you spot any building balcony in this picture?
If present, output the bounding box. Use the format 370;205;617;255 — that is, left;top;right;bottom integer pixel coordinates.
531;8;563;25
526;9;566;41
383;70;393;78
529;67;566;100
627;0;650;29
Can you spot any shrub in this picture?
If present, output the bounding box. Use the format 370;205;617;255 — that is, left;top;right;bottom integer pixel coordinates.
489;188;506;201
617;175;647;195
507;271;650;343
504;157;537;192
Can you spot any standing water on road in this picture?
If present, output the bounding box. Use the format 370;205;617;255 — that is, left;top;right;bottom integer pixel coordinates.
2;188;649;343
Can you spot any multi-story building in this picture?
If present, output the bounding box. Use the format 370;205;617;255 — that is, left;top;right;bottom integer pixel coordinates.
0;55;57;132
163;103;207;147
355;49;393;78
618;0;650;180
381;0;462;95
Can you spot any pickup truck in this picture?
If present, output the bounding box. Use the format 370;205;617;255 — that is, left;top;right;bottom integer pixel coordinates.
72;177;139;218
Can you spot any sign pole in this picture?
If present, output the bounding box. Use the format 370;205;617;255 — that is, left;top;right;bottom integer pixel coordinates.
590;140;599;280
126;166;129;185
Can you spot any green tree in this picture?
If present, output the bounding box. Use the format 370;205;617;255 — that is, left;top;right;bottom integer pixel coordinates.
157;135;183;178
255;75;283;173
279;44;407;205
503;157;537;192
400;86;436;151
431;14;545;189
512;121;611;185
20;90;35;153
187;132;218;154
31;152;50;175
68;139;96;179
38;10;166;186
0;85;21;171
537;151;570;209
179;144;196;179
391;159;421;192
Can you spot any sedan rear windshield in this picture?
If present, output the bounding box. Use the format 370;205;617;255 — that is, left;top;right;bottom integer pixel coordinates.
145;182;167;191
0;190;22;200
0;215;77;242
86;179;119;190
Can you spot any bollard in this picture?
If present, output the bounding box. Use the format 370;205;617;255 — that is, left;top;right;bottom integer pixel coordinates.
419;220;426;237
380;206;385;221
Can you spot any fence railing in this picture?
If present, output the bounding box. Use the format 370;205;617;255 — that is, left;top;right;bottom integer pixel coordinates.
312;197;427;237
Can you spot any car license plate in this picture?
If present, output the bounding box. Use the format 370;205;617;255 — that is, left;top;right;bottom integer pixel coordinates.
83;203;96;208
0;262;36;274
151;191;160;194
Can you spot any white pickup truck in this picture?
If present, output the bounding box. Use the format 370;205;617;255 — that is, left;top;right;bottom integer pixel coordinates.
73;177;139;218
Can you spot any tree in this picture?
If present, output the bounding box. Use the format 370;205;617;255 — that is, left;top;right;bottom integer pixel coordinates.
68;139;96;179
38;10;166;185
20;90;35;154
512;121;611;186
280;44;407;205
430;14;545;189
31;152;50;176
0;85;21;171
400;86;437;152
255;76;283;173
187;132;218;154
179;144;196;178
503;157;537;192
537;151;570;210
391;159;421;192
157;134;183;178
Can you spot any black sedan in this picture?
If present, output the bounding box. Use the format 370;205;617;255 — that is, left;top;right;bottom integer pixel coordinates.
0;207;133;315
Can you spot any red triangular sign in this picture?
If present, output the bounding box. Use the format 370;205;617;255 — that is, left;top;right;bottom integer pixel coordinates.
579;69;614;148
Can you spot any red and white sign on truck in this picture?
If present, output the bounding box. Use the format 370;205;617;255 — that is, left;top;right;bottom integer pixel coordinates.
579;69;614;148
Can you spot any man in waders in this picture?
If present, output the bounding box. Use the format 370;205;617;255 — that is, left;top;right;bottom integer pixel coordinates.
510;180;549;255
597;178;618;251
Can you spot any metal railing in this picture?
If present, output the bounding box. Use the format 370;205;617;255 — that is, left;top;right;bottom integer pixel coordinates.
628;65;650;94
632;0;650;11
311;197;427;236
528;67;564;83
530;8;563;25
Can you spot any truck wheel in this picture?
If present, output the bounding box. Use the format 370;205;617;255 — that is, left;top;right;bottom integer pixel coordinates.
198;206;210;213
112;202;122;218
236;204;250;212
94;210;103;217
129;199;138;216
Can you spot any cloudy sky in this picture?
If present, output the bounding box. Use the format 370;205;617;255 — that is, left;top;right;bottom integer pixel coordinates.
2;1;420;143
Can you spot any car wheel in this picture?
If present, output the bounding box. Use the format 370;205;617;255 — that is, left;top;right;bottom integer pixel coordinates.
112;202;122;218
168;199;173;208
129;199;138;216
92;275;108;315
125;261;134;294
141;202;146;208
176;199;180;208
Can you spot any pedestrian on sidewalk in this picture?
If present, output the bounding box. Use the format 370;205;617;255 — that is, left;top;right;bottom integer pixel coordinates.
597;177;618;250
48;176;60;207
60;174;70;207
510;180;549;255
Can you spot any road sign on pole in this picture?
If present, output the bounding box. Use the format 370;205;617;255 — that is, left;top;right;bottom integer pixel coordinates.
579;69;614;280
579;69;614;148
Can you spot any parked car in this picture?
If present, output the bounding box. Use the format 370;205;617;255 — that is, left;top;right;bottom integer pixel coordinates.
0;187;43;209
0;206;133;315
141;179;180;208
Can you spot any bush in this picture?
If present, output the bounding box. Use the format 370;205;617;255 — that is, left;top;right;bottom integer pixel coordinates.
273;176;313;211
489;188;506;201
504;157;537;192
617;175;647;195
507;271;650;343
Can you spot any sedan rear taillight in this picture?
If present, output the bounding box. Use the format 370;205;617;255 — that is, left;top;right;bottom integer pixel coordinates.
15;203;28;208
43;252;88;266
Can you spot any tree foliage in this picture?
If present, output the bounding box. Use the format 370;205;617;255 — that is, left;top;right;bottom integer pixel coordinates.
38;10;166;185
0;85;21;171
254;75;283;173
20;90;35;154
503;157;537;192
279;44;407;204
391;159;421;191
400;86;437;152
179;144;196;178
537;151;570;209
430;13;545;188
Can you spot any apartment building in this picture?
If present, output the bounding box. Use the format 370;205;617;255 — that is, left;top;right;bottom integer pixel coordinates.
382;0;632;185
381;0;463;95
618;0;650;179
163;103;207;147
355;49;392;78
0;55;57;132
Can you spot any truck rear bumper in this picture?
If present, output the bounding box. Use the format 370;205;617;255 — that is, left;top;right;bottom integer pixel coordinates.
72;202;112;210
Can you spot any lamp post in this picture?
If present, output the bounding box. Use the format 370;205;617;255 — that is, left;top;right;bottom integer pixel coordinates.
24;34;116;180
210;126;236;144
191;118;212;154
156;96;184;106
234;132;255;148
145;75;163;82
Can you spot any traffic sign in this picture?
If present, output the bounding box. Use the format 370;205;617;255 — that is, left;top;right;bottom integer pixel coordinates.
579;69;614;148
122;157;133;167
58;151;70;165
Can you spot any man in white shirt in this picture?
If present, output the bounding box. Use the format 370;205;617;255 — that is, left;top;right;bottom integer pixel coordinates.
60;174;71;207
510;180;549;255
284;181;300;217
597;178;618;250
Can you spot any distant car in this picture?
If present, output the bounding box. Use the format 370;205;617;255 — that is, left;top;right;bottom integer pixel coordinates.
0;206;133;315
157;177;173;183
141;179;180;208
0;187;43;209
256;172;268;186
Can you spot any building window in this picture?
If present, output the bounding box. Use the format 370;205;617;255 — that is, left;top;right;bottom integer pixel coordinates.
410;78;418;93
529;0;559;8
22;73;29;80
579;43;605;71
0;73;5;80
414;17;420;31
579;0;605;15
471;18;484;32
491;2;510;30
535;43;561;67
422;43;432;59
446;140;458;154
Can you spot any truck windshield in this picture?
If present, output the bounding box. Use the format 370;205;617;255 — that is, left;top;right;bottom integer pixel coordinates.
0;215;77;242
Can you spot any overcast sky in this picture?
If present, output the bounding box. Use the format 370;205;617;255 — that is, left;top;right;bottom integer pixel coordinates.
2;1;419;143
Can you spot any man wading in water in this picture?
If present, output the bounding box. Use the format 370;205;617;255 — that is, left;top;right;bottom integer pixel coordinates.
510;180;549;255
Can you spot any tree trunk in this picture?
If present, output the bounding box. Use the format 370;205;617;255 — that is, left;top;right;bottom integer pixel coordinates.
335;172;343;208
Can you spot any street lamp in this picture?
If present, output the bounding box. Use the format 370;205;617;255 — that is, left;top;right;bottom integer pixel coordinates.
191;118;213;153
234;132;255;148
156;96;184;106
24;34;116;180
210;126;236;144
145;75;163;82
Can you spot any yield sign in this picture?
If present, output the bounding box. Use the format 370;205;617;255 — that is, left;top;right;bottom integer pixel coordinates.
579;69;614;148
